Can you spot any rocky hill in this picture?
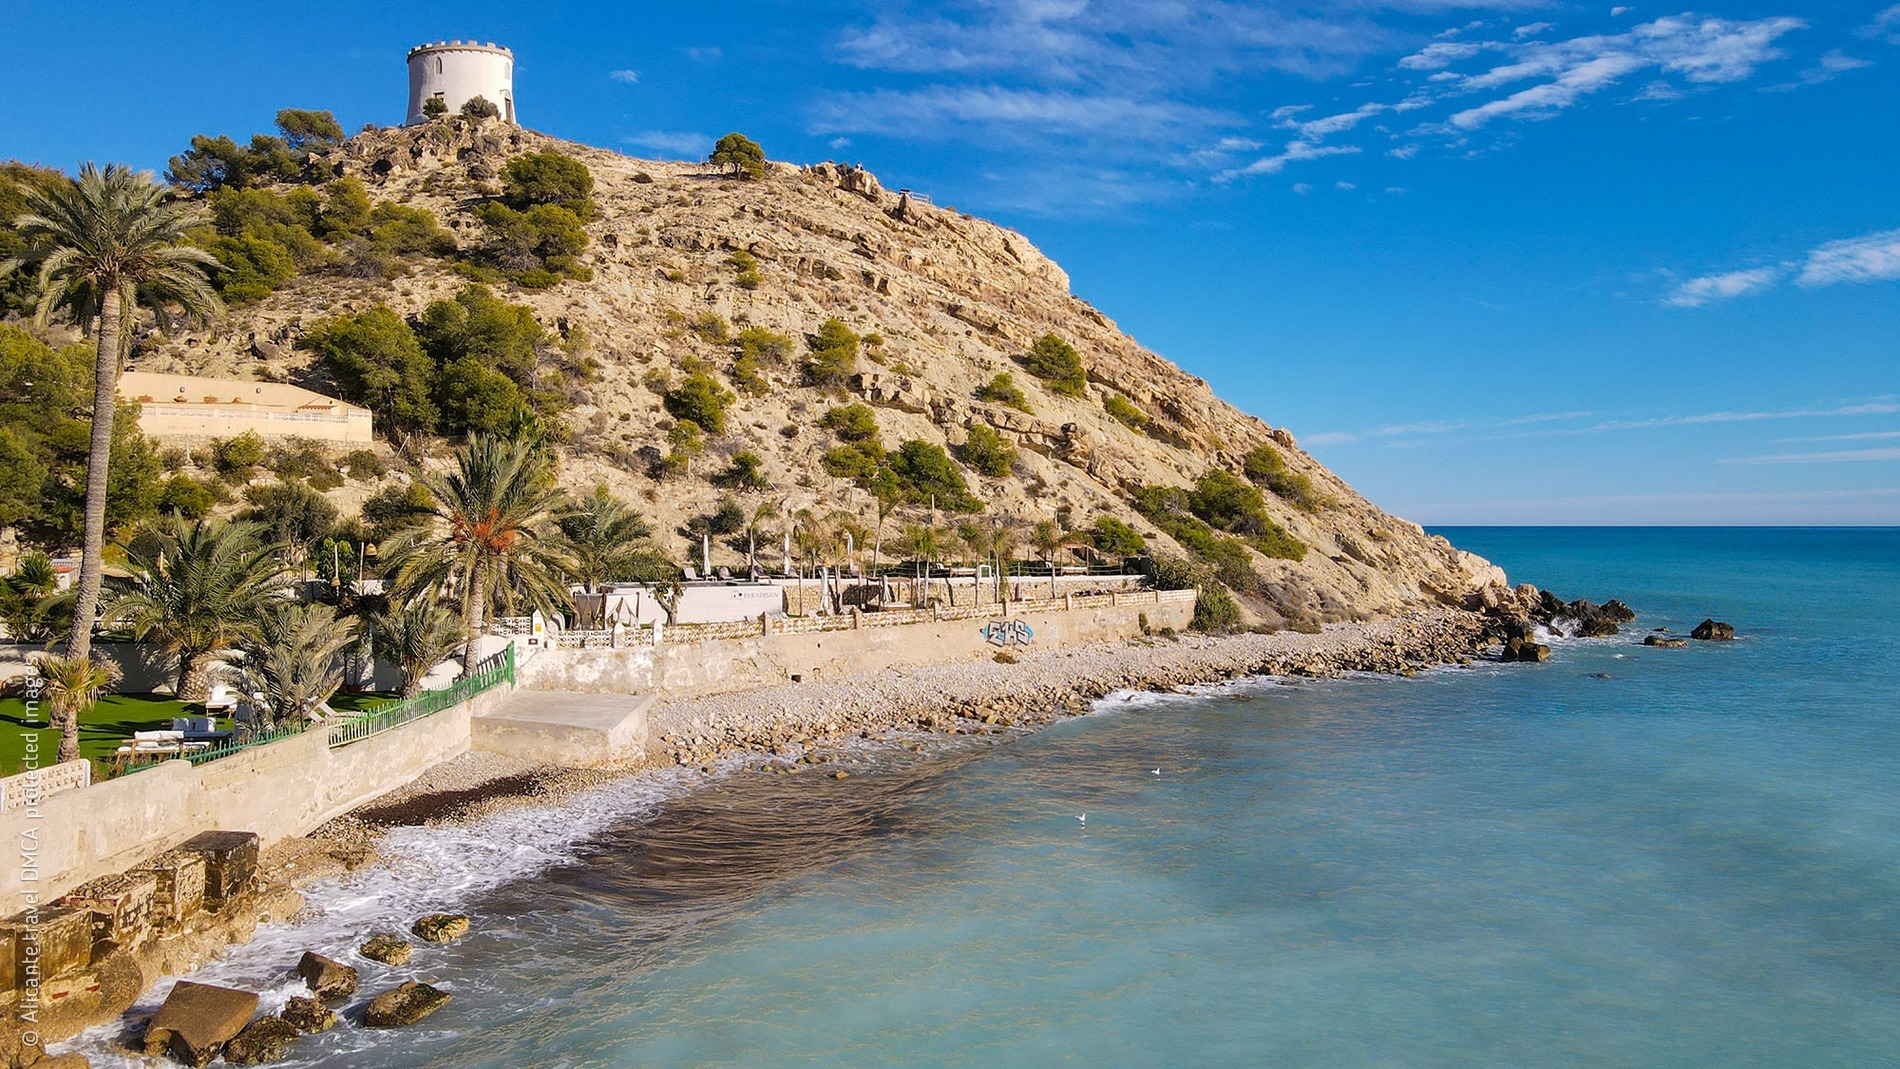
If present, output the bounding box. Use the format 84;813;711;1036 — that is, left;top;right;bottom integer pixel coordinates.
130;119;1509;628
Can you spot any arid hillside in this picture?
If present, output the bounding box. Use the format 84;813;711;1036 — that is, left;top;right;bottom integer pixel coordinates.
130;119;1508;628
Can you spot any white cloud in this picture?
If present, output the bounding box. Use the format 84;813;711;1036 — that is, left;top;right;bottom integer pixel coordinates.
1399;41;1483;70
1666;265;1783;308
684;46;722;62
1775;430;1900;443
812;85;1220;141
621;130;712;158
1767;49;1872;90
1723;448;1900;465
1863;4;1900;44
1293;182;1313;194
828;136;852;150
1217;140;1361;181
1513;22;1554;40
1798;229;1900;288
1611;6;1631;16
1335;180;1357;190
608;69;640;85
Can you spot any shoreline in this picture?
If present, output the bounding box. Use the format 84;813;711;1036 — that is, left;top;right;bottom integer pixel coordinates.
47;608;1501;1061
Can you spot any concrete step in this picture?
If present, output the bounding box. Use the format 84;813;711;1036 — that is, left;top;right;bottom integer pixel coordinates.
472;691;652;766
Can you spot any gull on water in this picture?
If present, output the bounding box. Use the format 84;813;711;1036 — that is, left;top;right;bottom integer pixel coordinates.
1077;814;1087;824
1151;768;1161;776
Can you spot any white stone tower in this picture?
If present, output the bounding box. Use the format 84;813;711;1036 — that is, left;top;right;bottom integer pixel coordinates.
406;41;516;126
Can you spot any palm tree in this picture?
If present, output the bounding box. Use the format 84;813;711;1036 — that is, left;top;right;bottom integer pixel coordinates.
233;602;352;729
106;518;288;701
384;432;572;676
743;502;778;576
981;519;1021;607
31;652;122;764
366;599;465;698
2;164;222;661
1032;519;1064;599
554;485;651;593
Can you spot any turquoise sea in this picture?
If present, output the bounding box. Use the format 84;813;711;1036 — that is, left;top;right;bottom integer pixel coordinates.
70;528;1900;1067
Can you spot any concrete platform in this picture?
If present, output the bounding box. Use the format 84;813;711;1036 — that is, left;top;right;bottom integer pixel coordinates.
472;691;652;766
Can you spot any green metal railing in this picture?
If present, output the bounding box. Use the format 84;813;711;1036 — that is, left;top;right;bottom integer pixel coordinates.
182;722;308;766
326;645;516;748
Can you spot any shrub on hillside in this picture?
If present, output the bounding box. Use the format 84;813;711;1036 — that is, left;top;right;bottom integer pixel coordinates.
461;95;501;122
1089;516;1147;559
804;318;859;389
1103;393;1150;432
1241;443;1327;511
1023;333;1086;397
956;424;1016;477
889;440;982;512
302;306;438;433
713;451;770;491
501;152;596;216
974;372;1032;413
663;373;736;436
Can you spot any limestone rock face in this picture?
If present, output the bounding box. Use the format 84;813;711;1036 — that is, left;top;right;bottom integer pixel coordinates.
363;981;452;1027
141;981;258;1067
358;933;413;966
161;125;1518;627
410;913;470;943
220;1016;300;1066
295;951;359;1000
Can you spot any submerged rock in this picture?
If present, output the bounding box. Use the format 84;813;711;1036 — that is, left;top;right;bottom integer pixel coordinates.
358;933;413;966
1643;635;1689;649
141;981;258;1067
221;1016;300;1066
295;951;359;1000
363;981;452;1027
1691;619;1735;641
410;913;470;943
282;996;337;1034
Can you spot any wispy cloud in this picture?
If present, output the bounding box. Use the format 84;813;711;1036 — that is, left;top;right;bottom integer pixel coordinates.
621;130;712;158
1217;140;1360;181
1667;228;1900;307
1774;430;1900;443
1666;265;1784;307
1766;49;1872;91
1862;4;1900;45
1582;401;1900;432
1798;229;1900;288
1723;448;1900;465
1308;401;1900;449
608;69;640;85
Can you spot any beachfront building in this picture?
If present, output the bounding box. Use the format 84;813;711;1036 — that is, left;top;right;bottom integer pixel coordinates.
406;41;516;125
118;371;373;444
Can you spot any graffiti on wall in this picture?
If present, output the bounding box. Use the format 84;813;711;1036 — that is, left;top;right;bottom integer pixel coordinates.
980;619;1035;647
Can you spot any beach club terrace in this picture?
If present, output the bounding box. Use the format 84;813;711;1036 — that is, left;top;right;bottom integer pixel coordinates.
119;371;374;444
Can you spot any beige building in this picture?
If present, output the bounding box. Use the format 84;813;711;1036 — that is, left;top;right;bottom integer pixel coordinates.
119;371;374;443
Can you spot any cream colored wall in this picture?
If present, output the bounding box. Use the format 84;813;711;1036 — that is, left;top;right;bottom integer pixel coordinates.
118;371;373;443
520;595;1197;698
0;687;509;915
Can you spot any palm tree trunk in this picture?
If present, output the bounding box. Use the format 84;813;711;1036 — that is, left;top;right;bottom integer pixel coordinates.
176;651;213;703
55;704;79;764
67;295;121;661
462;569;487;679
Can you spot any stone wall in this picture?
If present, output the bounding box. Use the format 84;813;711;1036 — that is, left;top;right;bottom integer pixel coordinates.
0;686;510;915
519;591;1196;698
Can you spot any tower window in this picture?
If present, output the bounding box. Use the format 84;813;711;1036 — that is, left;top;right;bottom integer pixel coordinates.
436;57;444;74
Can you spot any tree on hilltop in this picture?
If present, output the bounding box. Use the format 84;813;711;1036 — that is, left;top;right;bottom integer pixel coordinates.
274;109;345;152
709;132;767;181
461;95;501;122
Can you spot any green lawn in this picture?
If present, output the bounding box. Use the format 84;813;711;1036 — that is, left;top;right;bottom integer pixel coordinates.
0;689;400;776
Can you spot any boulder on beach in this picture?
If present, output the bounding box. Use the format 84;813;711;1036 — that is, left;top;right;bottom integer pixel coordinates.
282;995;337;1034
359;933;413;966
141;981;258;1067
295;951;359;1000
1643;635;1689;649
220;1016;300;1066
363;981;452;1027
1691;619;1735;641
411;913;470;944
1503;636;1551;663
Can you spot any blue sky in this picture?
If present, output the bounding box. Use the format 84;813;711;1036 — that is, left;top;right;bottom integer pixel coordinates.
3;1;1896;524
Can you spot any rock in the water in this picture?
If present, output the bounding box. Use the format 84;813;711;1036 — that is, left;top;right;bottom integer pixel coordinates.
282;996;337;1034
1691;619;1735;641
363;981;452;1027
1601;599;1636;622
1643;635;1689;648
141;981;259;1067
1502;636;1552;662
359;933;413;966
295;951;359;1000
410;913;470;944
221;1016;300;1066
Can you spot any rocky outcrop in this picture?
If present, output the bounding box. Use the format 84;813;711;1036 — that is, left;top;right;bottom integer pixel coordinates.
220;1016;300;1067
295;951;358;1000
141;982;258;1067
1643;634;1689;648
281;996;336;1034
358;933;412;966
1691;619;1735;641
364;982;452;1027
410;913;470;943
